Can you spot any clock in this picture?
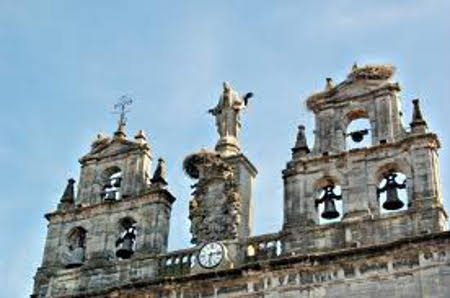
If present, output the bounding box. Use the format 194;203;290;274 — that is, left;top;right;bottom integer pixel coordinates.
197;242;224;269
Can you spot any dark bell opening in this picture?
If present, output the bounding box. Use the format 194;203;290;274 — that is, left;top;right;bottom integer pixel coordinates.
65;262;83;269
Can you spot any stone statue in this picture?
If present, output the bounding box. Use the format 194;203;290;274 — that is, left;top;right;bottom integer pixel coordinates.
208;82;253;156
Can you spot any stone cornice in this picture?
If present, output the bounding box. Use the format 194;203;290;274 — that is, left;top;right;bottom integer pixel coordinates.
224;153;258;176
60;231;450;298
79;139;151;165
306;81;400;113
283;132;440;178
45;188;175;223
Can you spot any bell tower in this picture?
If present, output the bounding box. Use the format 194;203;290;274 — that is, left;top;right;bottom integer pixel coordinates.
283;64;447;252
32;99;176;297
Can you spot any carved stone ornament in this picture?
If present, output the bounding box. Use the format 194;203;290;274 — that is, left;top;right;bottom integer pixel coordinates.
183;151;241;244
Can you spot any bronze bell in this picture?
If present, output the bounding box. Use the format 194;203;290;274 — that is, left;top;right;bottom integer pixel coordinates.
112;177;121;188
315;185;342;220
379;173;406;210
382;187;404;210
116;237;134;259
321;199;340;219
349;129;369;143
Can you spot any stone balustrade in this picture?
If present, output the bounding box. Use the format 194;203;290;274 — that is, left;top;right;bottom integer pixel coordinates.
158;247;198;276
244;233;285;262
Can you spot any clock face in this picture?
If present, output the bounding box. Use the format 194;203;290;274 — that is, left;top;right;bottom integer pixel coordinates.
197;242;224;269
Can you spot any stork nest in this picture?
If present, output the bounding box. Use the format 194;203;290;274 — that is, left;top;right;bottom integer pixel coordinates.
349;64;395;80
183;150;229;179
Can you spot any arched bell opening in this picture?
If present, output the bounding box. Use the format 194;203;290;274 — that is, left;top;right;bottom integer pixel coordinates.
377;171;408;214
101;166;122;201
65;227;87;268
345;118;372;150
314;184;343;225
116;217;137;259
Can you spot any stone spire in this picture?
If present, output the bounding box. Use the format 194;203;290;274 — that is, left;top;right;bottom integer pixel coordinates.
291;125;310;159
58;178;76;211
410;99;427;133
151;158;168;187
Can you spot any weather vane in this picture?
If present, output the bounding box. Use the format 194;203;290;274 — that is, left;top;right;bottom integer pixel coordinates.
113;95;133;126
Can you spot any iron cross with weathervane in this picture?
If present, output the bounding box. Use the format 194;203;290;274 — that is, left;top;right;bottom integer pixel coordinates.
113;95;133;138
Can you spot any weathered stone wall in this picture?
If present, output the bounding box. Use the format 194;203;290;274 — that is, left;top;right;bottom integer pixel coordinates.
283;133;445;233
224;155;257;240
41;233;450;298
34;190;175;296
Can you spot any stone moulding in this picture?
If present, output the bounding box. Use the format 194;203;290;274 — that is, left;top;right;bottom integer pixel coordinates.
283;133;440;178
45;189;175;223
306;81;400;112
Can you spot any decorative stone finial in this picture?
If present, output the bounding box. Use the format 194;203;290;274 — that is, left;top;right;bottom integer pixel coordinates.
58;178;76;211
134;130;147;143
151;158;168;186
325;78;334;91
208;82;250;157
410;99;427;133
292;125;310;159
96;132;106;141
91;132;109;150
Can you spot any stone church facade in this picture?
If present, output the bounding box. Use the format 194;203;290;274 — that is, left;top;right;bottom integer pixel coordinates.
32;64;450;297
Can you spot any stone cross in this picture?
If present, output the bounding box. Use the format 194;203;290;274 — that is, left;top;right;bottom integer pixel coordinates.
114;95;133;127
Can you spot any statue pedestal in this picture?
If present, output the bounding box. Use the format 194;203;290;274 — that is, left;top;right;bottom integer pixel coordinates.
216;137;240;157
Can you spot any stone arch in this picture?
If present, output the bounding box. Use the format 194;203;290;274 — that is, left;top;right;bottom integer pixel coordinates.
373;159;412;184
67;226;87;249
64;226;87;268
342;108;373;150
116;217;137;259
373;160;412;213
101;166;123;200
102;165;122;183
312;175;339;190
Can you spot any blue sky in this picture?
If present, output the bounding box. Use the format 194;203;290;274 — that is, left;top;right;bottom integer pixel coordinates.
1;1;449;296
